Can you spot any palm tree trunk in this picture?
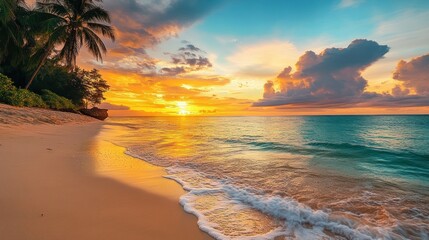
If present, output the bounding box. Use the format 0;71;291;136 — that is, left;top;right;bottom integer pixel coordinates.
25;47;51;89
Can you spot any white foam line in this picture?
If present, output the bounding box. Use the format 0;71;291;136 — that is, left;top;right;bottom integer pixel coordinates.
123;149;395;239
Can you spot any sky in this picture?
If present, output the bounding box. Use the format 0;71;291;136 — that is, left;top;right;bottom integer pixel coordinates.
74;0;429;116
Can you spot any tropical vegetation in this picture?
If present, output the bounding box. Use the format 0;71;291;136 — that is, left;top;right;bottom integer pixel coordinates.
0;0;114;110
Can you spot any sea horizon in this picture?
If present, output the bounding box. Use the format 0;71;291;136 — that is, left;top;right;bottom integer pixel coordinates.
107;114;429;118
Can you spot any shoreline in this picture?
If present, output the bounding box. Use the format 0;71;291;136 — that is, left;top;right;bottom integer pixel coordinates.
0;114;211;239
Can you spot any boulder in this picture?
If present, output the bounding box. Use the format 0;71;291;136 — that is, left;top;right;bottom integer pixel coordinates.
79;107;108;120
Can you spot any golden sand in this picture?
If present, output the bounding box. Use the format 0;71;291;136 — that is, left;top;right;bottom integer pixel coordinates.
0;106;211;239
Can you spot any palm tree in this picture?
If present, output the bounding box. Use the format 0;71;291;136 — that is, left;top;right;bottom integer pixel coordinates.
0;0;28;61
25;0;115;89
0;0;16;23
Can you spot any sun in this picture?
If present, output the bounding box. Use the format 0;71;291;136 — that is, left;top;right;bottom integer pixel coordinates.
176;101;190;115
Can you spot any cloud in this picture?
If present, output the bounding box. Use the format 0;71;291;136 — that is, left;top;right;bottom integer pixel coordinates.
337;0;361;8
160;66;187;76
80;0;223;76
393;54;429;95
227;40;301;79
271;93;429;108
255;39;389;106
391;85;410;97
169;45;212;68
92;67;235;115
90;42;213;77
254;39;429;108
161;43;213;75
90;54;158;75
179;44;203;52
98;102;130;110
362;10;429;93
104;0;224;48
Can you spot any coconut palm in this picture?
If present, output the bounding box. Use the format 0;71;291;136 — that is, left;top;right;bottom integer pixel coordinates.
0;0;16;23
0;0;29;60
25;0;115;89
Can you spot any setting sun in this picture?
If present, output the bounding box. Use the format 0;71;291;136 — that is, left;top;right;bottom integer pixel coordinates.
176;101;190;115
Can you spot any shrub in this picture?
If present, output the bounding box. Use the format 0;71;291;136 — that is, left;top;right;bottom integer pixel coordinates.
1;74;76;110
0;73;16;103
40;89;76;110
0;73;46;108
16;89;47;108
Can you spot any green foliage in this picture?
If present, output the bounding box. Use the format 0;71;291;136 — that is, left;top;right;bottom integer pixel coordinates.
13;89;47;108
33;0;115;67
0;73;16;101
22;0;116;90
0;73;75;110
0;73;46;108
0;0;113;108
0;1;33;66
77;68;109;107
40;89;75;110
2;61;110;109
30;60;86;106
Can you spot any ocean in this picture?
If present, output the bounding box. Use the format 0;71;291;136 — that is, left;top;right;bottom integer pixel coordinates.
103;116;429;239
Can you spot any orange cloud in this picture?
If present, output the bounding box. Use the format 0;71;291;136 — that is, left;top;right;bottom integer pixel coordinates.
255;40;429;112
393;54;429;95
227;40;301;79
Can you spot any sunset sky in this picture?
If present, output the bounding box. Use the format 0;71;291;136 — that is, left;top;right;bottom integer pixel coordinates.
70;0;429;116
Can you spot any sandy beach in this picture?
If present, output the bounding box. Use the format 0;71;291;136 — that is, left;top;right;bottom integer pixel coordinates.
0;105;211;240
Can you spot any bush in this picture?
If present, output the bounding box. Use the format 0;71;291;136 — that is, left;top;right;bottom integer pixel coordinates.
40;89;76;110
0;73;46;108
1;73;76;110
0;73;16;102
16;89;47;108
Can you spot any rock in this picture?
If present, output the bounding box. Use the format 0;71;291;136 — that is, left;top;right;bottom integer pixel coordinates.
79;107;108;120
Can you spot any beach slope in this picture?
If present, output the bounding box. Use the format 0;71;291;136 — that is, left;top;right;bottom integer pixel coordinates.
0;104;210;240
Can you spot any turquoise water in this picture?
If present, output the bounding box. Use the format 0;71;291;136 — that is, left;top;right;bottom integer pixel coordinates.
104;116;429;239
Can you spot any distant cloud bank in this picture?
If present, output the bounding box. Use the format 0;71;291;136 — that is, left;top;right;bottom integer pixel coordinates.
98;102;130;110
254;39;429;108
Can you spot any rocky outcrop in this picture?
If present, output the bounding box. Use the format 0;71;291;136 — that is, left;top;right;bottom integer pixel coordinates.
79;107;108;120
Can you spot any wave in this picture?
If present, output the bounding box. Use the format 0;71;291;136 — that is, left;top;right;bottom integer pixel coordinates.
164;166;403;240
122;142;429;239
217;138;429;180
120;138;429;239
220;138;429;162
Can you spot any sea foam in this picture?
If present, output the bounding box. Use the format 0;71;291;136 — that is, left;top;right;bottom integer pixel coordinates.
164;166;397;240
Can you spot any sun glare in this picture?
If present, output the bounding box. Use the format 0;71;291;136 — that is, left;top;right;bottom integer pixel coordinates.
176;101;190;115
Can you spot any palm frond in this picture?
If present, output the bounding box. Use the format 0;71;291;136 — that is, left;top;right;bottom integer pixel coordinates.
46;25;68;46
31;9;68;24
82;27;106;62
0;0;16;23
36;2;70;18
80;6;110;23
59;28;80;67
86;22;115;41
